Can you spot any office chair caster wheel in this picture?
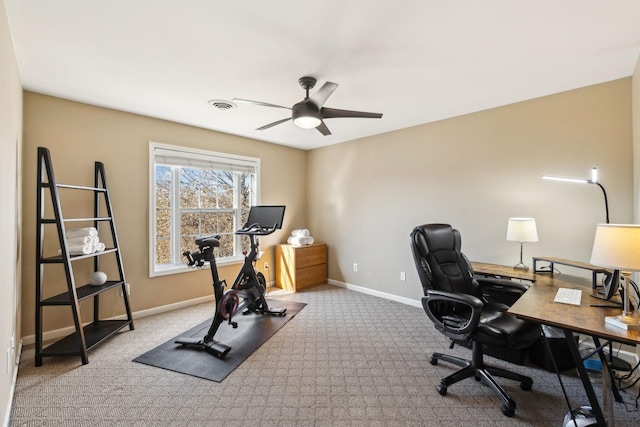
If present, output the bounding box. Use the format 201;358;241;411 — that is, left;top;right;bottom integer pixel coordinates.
501;404;515;417
429;357;438;366
436;385;447;396
520;380;532;391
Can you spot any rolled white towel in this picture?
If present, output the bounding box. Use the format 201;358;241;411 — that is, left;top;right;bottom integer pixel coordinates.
60;244;93;255
93;242;106;253
287;236;315;246
67;235;97;245
292;229;310;237
66;227;98;238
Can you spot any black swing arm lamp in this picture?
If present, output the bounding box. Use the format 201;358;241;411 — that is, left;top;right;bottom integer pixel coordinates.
542;166;620;300
542;167;610;224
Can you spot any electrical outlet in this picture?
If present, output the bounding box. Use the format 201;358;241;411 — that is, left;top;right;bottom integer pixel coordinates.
353;263;359;272
8;333;15;373
120;283;131;296
400;272;406;282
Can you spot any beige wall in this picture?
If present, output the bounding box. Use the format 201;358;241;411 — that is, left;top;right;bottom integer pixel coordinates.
633;55;640;360
21;92;308;336
308;78;634;301
0;0;22;422
634;55;640;222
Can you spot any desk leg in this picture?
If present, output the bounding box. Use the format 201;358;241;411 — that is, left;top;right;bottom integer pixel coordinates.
563;329;607;426
593;337;615;427
601;360;614;427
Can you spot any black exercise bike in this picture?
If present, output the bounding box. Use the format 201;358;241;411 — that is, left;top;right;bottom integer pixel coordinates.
175;205;287;358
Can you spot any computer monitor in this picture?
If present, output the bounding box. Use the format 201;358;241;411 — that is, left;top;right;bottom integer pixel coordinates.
244;205;286;230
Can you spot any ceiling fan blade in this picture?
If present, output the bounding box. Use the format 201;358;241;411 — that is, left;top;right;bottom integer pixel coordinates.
309;82;338;107
316;120;332;136
232;98;291;110
256;117;291;131
322;107;383;119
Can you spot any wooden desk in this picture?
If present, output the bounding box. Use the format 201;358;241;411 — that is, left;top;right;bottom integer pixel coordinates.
472;261;538;281
472;262;638;345
473;262;640;426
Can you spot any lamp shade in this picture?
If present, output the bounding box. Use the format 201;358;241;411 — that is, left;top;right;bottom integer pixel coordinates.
590;224;640;271
506;218;538;243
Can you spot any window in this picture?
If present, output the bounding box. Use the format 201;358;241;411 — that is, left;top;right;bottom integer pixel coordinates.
149;142;259;276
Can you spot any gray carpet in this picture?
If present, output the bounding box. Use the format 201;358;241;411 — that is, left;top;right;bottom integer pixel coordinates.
9;284;640;426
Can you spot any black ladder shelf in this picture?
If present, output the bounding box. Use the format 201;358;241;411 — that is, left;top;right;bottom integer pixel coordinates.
35;147;134;366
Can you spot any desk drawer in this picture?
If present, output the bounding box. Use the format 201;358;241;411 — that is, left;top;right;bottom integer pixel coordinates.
295;264;327;290
295;245;327;269
276;243;327;292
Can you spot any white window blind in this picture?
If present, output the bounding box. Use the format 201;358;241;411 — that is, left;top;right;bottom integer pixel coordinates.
153;146;257;174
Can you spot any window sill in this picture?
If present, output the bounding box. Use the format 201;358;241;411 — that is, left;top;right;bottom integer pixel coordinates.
150;256;244;277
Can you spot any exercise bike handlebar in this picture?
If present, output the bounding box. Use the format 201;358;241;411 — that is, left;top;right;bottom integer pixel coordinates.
235;222;279;236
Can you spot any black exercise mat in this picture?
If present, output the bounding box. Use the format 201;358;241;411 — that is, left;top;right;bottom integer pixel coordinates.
133;299;306;382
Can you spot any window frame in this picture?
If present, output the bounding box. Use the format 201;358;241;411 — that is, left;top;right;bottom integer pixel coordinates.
149;142;260;277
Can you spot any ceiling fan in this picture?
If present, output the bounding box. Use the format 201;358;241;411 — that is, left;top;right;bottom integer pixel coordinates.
232;76;383;136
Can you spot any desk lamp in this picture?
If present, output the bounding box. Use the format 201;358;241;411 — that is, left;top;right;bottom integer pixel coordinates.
543;166;617;297
506;218;538;270
542;167;609;223
590;223;640;330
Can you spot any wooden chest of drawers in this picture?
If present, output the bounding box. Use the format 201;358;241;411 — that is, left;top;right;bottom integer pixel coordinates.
275;243;327;292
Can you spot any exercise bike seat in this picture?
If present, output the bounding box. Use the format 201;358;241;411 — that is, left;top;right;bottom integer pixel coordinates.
196;235;220;248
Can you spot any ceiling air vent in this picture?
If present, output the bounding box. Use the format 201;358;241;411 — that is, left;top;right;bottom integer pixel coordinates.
208;99;237;111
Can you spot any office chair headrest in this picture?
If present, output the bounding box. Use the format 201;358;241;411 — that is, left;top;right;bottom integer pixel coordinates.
421;224;458;252
413;223;478;295
413;224;459;277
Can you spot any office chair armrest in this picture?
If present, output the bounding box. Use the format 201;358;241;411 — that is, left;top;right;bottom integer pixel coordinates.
476;277;529;307
476;277;529;292
422;290;483;341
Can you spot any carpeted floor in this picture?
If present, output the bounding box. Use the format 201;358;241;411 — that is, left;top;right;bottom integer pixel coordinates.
9;284;640;426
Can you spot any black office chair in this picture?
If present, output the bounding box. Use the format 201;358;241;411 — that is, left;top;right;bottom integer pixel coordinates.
410;224;541;417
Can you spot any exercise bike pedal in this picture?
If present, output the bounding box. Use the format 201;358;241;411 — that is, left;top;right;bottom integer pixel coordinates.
202;341;231;358
175;336;231;358
174;336;203;346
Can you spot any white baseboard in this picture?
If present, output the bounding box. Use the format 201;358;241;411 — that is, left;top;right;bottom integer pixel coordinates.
3;340;22;427
327;279;422;308
21;294;215;346
578;335;639;367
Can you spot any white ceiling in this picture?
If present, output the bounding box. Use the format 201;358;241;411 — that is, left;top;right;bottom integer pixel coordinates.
6;1;640;150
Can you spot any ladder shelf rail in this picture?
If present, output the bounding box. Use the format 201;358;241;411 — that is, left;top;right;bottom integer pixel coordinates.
35;147;134;366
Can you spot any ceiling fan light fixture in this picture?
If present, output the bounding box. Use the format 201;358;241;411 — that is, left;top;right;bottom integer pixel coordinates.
237;76;382;135
293;115;321;129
